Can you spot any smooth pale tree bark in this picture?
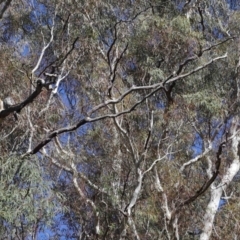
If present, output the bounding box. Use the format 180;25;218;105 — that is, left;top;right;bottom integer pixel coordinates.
1;0;240;238
200;117;240;240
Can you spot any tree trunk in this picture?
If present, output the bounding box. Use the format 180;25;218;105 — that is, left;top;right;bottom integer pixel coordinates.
200;117;240;240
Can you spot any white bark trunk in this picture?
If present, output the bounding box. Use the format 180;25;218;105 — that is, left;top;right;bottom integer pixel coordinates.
200;130;240;240
112;126;122;206
199;186;223;240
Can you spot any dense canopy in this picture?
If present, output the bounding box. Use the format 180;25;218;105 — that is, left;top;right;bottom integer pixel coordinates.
0;0;240;239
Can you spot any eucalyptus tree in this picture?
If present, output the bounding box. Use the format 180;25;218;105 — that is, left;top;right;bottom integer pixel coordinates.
0;0;240;239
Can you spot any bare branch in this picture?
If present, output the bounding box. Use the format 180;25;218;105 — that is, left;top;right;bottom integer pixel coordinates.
0;80;46;118
125;168;143;216
166;53;228;85
41;147;107;194
107;43;128;97
19;53;227;156
178;140;225;208
31;12;56;76
180;141;212;172
71;165;101;236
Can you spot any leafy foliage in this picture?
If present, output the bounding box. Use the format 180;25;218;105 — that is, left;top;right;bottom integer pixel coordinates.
0;0;240;239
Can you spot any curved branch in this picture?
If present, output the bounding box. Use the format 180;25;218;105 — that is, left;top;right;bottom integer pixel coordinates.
20;53;227;156
178;141;225;208
0;80;44;118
